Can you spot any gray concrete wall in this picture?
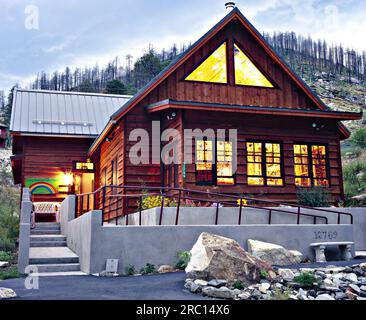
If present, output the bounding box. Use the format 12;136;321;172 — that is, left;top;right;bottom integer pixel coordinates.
67;210;354;275
17;189;32;274
60;195;76;238
117;207;366;250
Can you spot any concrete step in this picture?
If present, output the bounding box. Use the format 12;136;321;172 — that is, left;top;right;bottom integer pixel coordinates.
29;247;79;265
28;271;87;277
29;256;79;264
30;235;66;242
28;263;80;273
31;230;61;235
35;223;60;230
30;241;67;247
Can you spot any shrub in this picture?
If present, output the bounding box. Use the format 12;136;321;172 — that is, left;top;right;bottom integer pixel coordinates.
293;272;320;286
125;265;136;276
140;263;156;275
0;186;20;252
232;280;245;290
139;195;177;210
270;289;291;300
296;187;331;207
175;251;191;270
351;128;366;149
259;270;269;279
0;267;19;280
0;251;12;262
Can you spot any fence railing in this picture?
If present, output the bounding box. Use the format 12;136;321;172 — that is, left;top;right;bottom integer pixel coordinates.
75;185;353;226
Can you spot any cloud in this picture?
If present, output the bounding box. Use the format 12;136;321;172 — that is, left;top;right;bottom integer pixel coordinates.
0;0;365;93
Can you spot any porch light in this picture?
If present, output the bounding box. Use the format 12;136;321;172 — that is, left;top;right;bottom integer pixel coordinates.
62;172;74;186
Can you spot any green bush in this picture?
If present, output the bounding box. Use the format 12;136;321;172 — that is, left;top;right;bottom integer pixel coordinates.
259;270;269;279
232;280;245;290
293;272;320;286
140;263;156;275
297;187;331;207
351;128;366;149
0;267;19;280
343;162;366;206
0;251;12;262
175;251;191;270
0;186;20;252
139;195;177;210
125;265;136;276
270;289;291;300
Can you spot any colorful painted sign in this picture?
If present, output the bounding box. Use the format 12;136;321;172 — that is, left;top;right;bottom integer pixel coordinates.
25;178;60;195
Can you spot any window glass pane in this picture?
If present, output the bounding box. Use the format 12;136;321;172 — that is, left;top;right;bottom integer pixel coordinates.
217;141;234;185
196;140;214;184
248;177;264;185
295;178;311;187
267;179;283;186
186;43;227;84
234;44;274;88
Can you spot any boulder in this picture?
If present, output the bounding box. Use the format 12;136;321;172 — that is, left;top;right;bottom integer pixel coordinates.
247;239;304;266
316;294;335;301
0;262;9;268
185;233;271;284
202;286;237;299
158;265;176;273
0;288;17;300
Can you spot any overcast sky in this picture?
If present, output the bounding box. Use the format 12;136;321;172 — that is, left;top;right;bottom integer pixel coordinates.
0;0;365;93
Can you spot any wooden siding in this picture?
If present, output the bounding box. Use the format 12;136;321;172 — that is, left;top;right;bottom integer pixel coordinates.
21;136;93;202
136;21;320;111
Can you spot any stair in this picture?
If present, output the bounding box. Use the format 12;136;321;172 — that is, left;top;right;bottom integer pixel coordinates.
28;223;84;276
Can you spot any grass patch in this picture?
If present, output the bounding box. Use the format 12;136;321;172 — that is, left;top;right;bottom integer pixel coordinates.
0;251;12;262
232;280;245;290
293;272;320;286
269;288;291;300
0;266;19;280
140;263;156;275
175;251;191;271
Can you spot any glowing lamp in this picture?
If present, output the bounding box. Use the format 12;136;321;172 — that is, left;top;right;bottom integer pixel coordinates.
62;173;74;186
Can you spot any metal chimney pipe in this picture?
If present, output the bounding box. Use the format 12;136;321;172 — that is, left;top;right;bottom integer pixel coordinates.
225;2;236;10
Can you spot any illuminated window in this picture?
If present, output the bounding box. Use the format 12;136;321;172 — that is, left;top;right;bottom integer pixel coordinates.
294;145;311;187
247;142;283;186
195;139;235;185
196;139;213;185
234;44;274;88
186;43;227;84
111;158;118;186
294;144;329;187
217;141;234;185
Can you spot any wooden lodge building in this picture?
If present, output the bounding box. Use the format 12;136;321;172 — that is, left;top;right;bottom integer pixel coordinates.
10;8;362;218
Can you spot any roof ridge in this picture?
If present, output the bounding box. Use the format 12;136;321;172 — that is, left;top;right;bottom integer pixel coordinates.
15;88;133;99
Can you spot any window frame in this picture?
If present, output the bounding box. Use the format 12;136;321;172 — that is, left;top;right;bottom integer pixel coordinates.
184;40;230;86
195;138;236;186
246;140;285;187
111;157;118;186
232;40;278;89
293;143;330;188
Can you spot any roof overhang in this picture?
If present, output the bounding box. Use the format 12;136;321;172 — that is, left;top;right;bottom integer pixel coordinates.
10;131;98;139
146;99;363;121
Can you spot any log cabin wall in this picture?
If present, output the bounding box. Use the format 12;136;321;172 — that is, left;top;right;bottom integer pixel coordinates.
182;110;343;203
22;136;93;202
135;20;320;111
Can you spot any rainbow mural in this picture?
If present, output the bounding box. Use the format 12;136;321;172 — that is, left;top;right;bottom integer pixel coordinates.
25;178;59;195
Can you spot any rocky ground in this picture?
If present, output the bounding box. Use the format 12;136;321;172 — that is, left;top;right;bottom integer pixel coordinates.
184;232;366;301
185;263;366;301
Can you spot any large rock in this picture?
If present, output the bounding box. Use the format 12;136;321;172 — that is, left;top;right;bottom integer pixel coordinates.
0;288;17;300
247;239;304;266
185;233;271;284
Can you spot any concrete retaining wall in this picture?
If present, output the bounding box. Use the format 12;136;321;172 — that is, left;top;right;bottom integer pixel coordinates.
66;210;354;275
118;207;366;250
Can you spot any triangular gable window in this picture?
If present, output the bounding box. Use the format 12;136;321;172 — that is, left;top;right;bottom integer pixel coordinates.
234;44;274;88
185;42;227;84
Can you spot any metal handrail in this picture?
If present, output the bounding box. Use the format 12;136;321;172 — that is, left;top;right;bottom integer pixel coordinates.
75;185;352;226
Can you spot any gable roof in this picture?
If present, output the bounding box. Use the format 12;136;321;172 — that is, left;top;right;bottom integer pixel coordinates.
89;7;354;154
10;88;132;137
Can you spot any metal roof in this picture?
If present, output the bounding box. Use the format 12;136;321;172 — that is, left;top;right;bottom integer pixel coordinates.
10;89;131;137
